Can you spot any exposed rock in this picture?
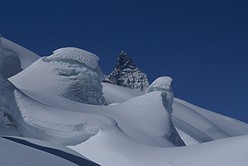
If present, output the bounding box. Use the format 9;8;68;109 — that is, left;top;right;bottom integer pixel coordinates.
104;51;149;91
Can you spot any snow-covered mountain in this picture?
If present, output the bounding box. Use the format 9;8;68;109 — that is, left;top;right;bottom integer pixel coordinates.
1;36;248;166
103;51;149;91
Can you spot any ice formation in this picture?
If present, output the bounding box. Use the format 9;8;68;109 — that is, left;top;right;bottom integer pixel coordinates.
45;47;99;69
9;47;105;105
147;76;185;146
147;77;173;113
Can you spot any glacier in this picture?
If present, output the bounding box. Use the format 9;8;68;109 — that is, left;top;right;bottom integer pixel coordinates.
1;37;248;166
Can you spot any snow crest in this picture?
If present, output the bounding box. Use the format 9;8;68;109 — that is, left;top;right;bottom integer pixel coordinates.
46;47;99;69
147;76;185;146
147;76;174;113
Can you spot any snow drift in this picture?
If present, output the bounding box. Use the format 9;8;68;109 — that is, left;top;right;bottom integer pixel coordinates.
9;47;105;105
1;37;248;166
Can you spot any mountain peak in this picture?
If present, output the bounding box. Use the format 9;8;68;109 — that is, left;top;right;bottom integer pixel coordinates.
120;50;127;55
116;51;136;69
103;51;149;91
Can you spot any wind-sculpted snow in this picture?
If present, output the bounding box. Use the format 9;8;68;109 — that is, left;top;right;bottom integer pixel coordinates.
147;76;173;91
147;76;174;113
0;37;40;135
2;38;248;166
147;76;185;146
9;48;105;105
13;90;108;145
46;47;99;69
12;86;181;147
0;36;39;69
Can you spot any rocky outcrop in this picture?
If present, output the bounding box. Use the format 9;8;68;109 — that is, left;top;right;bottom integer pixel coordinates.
104;51;149;91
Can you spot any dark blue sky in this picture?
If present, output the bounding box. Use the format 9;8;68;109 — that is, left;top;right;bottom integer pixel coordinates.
1;0;248;122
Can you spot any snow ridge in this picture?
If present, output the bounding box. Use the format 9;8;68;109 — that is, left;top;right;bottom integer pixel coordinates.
147;77;185;146
46;47;99;69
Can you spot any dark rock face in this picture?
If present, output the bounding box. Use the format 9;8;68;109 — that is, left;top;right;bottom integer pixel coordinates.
103;51;149;91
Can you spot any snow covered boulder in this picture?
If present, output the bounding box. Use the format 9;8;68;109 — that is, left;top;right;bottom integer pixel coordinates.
147;76;185;146
9;47;105;105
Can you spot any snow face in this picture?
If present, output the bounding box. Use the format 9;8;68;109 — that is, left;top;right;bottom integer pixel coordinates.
0;36;39;69
0;37;33;136
147;77;184;146
147;77;174;120
9;48;105;105
147;76;174;113
12;90;105;145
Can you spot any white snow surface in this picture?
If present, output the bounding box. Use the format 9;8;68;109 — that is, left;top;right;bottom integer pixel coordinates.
1;40;248;166
9;49;105;105
0;36;39;69
9;74;248;166
48;47;100;69
147;76;173;93
0;137;77;166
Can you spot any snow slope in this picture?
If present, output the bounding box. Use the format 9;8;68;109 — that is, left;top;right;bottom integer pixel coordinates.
8;87;248;166
0;37;40;136
0;137;77;166
11;88;179;147
70;128;248;166
0;136;99;166
8;49;183;147
1;39;248;166
9;73;248;165
103;82;248;143
0;36;39;70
